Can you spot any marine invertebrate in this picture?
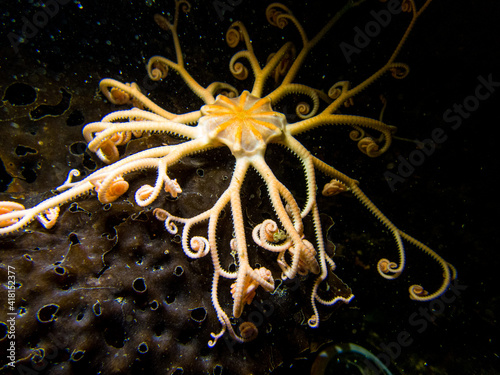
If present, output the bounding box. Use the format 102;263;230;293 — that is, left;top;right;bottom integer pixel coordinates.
0;0;454;349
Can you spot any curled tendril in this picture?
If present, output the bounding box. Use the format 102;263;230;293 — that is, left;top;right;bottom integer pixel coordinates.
153;208;178;235
188;236;210;258
401;0;413;12
135;185;155;206
381;0;411;12
307;314;319;328
95;177;129;204
164;178;182;198
226;25;243;48
217;89;237;98
56;169;82;192
109;88;131;105
328;87;341;100
110;132;132;146
278;239;319;278
349;127;365;141
358;137;380;157
328;81;350;100
409;285;429;300
231;62;249;80
105;179;129;203
267;44;296;84
239;321;258;342
297;239;319;275
262;220;280;242
322;179;348;196
208;326;226;348
389;63;410;79
132;129;144;138
377;258;402;280
165;217;178;234
106;82;142;106
178;0;191;13
153;207;168;221
37;207;60;229
266;6;289;29
150;61;169;81
343;97;354;107
96;139;119;163
296;102;311;118
253;219;291;252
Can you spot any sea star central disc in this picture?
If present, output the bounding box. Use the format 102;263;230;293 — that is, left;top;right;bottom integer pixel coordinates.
200;90;286;157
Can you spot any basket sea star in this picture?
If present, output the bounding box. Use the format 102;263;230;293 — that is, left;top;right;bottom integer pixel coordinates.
0;0;454;345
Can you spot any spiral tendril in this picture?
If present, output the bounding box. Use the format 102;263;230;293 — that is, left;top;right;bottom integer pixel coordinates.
232;62;248;80
389;63;410;79
358;137;381;157
409;284;429;300
322;179;348;196
377;258;402;280
226;26;243;48
266;6;289;29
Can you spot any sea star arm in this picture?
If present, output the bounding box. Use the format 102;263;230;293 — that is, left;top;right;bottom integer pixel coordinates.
0;138;210;235
266;0;363;101
226;22;262;84
91;137;210;204
207;161;254;345
83;119;199;163
146;56;216;104
251;155;319;279
266;0;431;125
307;202;355;327
157;160;264;330
99;107;202;125
253;42;296;98
152;0;190;65
58;145;177;193
399;230;455;301
229;159;275;318
99;79;182;120
153;208;211;259
0;181;95;235
287;114;396;157
82;107;203;163
349;184;406;279
311;155;406;278
144;1;219;104
320;0;433;115
267;83;322;119
313;154;453;300
280;133;319;218
99;108;173;123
